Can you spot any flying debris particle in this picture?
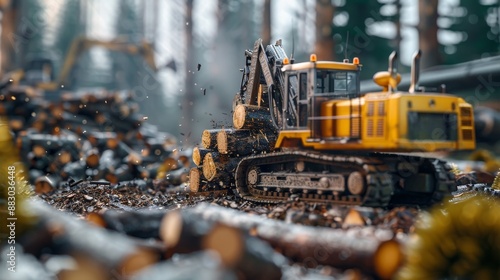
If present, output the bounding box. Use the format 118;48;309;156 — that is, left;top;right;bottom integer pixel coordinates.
202;88;206;95
197;64;201;71
143;116;149;120
180;133;185;136
61;85;65;88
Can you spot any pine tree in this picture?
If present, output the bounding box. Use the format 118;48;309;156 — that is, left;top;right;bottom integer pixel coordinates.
332;0;396;79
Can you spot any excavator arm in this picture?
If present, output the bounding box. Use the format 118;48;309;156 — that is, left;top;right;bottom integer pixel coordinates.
240;39;293;130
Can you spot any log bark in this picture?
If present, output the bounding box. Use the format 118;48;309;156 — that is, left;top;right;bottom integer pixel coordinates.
86;209;170;239
217;129;277;156
163;167;189;185
176;203;403;279
233;104;274;130
192;146;210;166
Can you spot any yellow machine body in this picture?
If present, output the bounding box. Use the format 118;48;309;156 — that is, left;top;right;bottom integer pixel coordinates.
275;61;475;152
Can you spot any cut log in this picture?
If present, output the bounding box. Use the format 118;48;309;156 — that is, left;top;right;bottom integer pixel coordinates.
233;104;274;130
202;152;219;181
217;129;277;156
24;200;160;276
163;167;189;185
189;167;203;193
192;146;210;166
202;152;238;186
159;209;214;257
132;251;237;280
201;129;225;149
203;224;284;280
177;203;403;279
86;209;170;239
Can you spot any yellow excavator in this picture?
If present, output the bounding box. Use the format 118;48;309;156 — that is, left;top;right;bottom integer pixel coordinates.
193;38;475;206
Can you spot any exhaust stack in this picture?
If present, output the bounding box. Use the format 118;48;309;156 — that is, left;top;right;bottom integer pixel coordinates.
409;50;422;93
388;51;398;93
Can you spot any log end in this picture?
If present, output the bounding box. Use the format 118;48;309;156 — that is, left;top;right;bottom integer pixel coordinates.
202;224;244;268
343;208;366;227
216;130;228;154
233;104;246;130
189;167;201;193
34;176;55;194
119;248;159;277
202;153;217;181
202;130;214;149
374;240;403;279
160;211;183;250
86;212;107;228
192;146;202;166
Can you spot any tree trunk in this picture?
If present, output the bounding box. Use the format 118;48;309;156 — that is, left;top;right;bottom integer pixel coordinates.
181;0;195;144
418;0;441;69
261;0;271;45
315;0;335;60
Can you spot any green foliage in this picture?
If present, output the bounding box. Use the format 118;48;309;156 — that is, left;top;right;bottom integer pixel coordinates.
441;1;499;64
398;195;500;279
332;0;397;79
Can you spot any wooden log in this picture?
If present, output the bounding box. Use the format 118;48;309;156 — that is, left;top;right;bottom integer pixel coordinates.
192;146;210;166
202;152;218;181
163;167;189;185
203;223;284;280
217;128;277;156
86;209;170;239
177;203;403;279
160;210;284;279
233;104;274;130
159;209;214;257
25;200;160;276
202;152;238;185
201;129;225;149
189;167;203;193
132;251;237;280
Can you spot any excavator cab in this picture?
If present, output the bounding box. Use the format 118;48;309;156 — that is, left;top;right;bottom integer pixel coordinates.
282;59;361;140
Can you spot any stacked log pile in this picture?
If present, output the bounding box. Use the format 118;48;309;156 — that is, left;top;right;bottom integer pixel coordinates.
0;88;192;192
190;103;278;193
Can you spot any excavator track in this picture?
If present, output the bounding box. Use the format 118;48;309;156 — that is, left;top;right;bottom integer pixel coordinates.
235;151;393;206
234;151;456;207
